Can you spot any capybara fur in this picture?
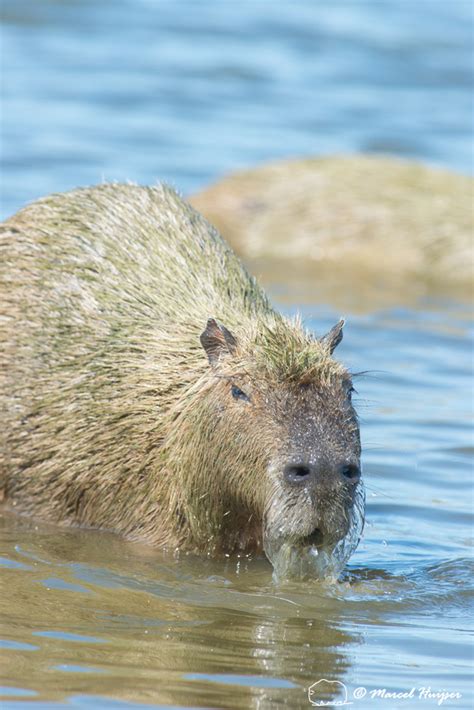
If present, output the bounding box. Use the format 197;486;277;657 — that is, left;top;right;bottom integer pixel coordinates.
0;184;364;574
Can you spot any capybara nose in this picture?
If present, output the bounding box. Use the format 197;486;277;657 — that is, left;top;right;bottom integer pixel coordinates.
284;461;362;487
284;462;314;485
338;462;361;484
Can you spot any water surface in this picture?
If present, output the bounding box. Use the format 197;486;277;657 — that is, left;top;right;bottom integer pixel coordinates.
1;0;473;218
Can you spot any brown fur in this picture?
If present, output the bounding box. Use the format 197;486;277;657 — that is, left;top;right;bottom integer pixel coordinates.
0;184;363;566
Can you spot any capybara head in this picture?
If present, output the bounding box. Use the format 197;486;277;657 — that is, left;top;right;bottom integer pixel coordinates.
175;315;365;579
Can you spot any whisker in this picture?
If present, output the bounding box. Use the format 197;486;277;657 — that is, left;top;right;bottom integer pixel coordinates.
351;369;390;379
363;483;396;500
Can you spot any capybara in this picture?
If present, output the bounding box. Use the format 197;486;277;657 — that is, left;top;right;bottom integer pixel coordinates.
190;155;473;310
0;184;364;578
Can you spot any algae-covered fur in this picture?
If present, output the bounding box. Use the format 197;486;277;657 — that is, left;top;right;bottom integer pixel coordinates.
0;184;364;577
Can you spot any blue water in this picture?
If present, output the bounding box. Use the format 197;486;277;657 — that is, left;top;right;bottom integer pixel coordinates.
1;0;473;218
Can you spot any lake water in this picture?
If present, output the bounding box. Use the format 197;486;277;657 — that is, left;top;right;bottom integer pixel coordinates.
1;0;473;218
1;1;473;709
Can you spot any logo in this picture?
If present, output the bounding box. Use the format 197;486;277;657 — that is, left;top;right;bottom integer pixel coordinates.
308;679;352;707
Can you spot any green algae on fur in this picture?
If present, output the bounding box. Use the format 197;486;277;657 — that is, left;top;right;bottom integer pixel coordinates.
0;184;364;578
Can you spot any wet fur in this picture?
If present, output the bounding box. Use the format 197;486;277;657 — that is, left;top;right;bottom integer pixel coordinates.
0;184;361;555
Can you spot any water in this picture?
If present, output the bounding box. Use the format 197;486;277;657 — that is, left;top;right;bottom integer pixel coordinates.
1;0;473;218
1;1;473;708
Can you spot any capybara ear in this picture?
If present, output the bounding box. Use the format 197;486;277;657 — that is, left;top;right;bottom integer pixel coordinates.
200;318;238;364
319;318;345;354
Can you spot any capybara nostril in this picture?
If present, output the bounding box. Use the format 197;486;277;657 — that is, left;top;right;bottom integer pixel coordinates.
339;463;361;483
284;463;313;485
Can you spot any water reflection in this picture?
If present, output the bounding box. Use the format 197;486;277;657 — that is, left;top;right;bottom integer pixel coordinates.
1;513;361;708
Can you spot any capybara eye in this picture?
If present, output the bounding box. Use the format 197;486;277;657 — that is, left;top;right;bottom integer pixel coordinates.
231;385;250;402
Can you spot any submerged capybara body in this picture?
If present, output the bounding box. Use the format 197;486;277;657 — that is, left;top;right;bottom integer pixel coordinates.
0;184;364;577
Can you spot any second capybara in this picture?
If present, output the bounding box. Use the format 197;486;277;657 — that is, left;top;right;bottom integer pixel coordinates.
0;184;364;578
